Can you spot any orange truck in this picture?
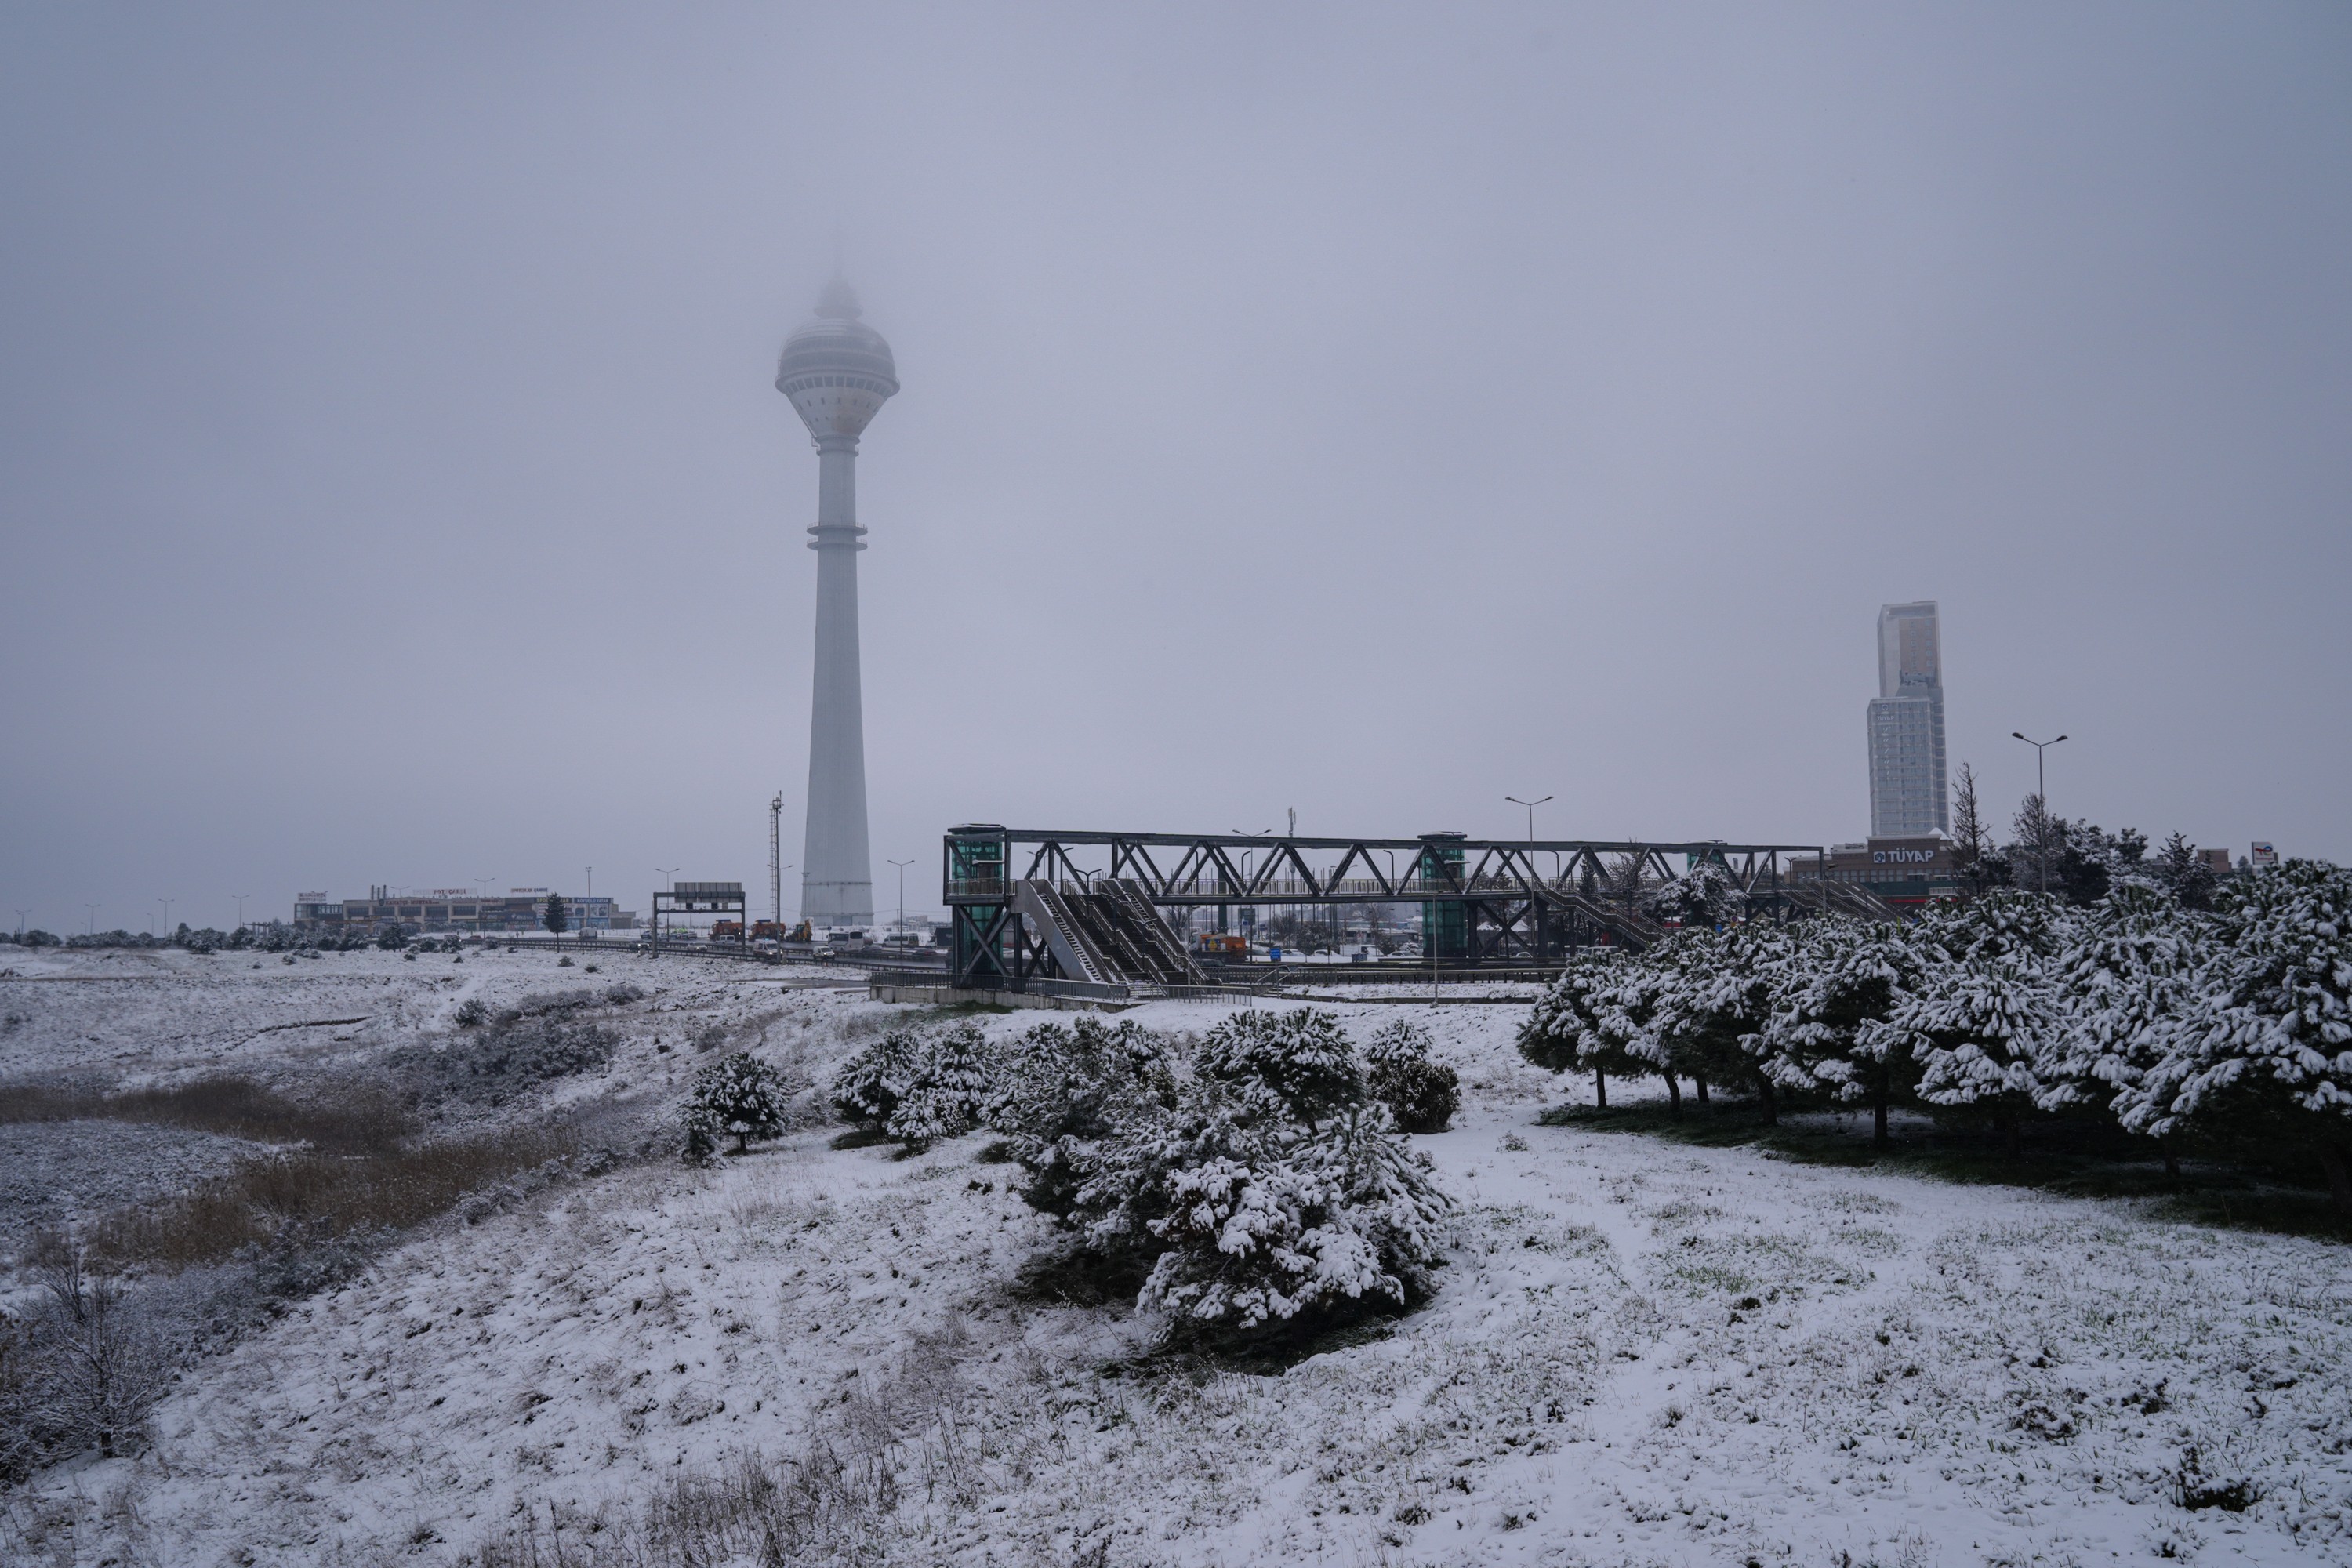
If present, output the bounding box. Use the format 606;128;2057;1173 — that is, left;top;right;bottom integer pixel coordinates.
710;920;745;942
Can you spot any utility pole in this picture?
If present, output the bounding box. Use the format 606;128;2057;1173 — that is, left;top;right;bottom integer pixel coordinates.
232;894;250;930
13;909;29;937
583;867;593;941
84;903;100;936
769;793;784;927
2010;732;2068;895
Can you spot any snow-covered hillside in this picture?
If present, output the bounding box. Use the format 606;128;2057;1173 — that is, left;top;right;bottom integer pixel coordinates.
5;953;2351;1566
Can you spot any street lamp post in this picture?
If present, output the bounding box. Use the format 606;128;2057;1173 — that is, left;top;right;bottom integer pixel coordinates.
2010;732;2068;895
1504;795;1552;844
887;858;915;946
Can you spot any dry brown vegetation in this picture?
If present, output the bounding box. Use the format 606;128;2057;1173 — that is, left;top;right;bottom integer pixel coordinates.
0;1073;415;1154
85;1124;581;1271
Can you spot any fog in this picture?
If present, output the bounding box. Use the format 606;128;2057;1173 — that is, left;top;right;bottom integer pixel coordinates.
2;5;2346;932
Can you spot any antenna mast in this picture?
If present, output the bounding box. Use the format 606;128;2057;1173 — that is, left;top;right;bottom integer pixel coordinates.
769;793;784;925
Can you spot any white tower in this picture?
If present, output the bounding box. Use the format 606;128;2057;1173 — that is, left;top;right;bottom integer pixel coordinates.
1866;600;1948;837
778;278;899;926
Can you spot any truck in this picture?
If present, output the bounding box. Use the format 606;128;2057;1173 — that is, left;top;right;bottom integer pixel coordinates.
710;920;745;942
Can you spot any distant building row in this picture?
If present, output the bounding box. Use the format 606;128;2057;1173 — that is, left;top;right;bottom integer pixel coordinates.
1802;836;2241;908
292;887;637;935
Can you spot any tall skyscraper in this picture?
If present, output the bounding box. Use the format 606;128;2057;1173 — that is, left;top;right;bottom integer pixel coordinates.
1867;600;1947;837
777;278;898;926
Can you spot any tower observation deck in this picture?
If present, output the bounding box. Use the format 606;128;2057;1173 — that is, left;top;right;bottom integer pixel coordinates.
779;278;899;927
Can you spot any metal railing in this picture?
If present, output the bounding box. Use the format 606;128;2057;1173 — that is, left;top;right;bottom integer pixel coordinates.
946;874;1676;902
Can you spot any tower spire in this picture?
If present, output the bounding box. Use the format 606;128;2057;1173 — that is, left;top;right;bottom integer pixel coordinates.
776;280;900;927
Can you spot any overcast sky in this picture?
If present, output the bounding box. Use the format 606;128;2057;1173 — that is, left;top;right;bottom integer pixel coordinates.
3;4;2347;932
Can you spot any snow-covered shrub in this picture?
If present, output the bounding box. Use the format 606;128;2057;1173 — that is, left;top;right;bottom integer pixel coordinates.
1021;1009;1452;1347
982;1015;1175;1218
242;1217;384;1298
1196;1008;1361;1127
830;1028;922;1139
1126;1090;1450;1340
392;1008;616;1107
683;1052;788;1163
885;1022;995;1150
0;1247;168;1479
1363;1020;1458;1133
453;996;488;1028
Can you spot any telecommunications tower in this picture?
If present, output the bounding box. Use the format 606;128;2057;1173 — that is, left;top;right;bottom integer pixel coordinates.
777;277;898;927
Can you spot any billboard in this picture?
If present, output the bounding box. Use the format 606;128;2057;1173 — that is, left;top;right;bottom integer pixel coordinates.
2251;842;2278;867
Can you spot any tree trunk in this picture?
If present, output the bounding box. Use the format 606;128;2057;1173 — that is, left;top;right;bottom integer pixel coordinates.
1594;1069;1607;1110
1872;1092;1889;1149
1756;1076;1777;1127
1694;1075;1709;1106
2163;1148;2180;1179
2319;1145;2352;1220
2001;1116;2020;1162
1664;1073;1682;1117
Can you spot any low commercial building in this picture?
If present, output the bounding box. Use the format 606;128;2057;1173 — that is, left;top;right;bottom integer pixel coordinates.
1798;837;1960;908
293;887;637;936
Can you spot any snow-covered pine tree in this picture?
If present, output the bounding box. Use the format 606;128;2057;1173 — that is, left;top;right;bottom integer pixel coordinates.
1648;922;1795;1121
683;1051;786;1160
1134;1091;1449;1340
1646;861;1736;930
543;892;568;935
885;1021;996;1149
983;1016;1177;1218
2120;860;2352;1211
830;1027;921;1138
2154;830;2219;911
1758;916;1928;1145
1196;1008;1361;1129
1516;953;1653;1109
1362;1019;1459;1133
2042;883;2208;1150
1880;891;2072;1156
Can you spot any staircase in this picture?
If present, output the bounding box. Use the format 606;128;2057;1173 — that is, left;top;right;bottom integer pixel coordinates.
1536;887;1670;951
1011;878;1207;986
1012;880;1116;983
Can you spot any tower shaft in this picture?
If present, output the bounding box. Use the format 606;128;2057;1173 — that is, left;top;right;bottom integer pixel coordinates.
802;434;873;926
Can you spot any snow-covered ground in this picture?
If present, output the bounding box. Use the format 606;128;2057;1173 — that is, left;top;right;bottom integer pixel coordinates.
5;953;2351;1566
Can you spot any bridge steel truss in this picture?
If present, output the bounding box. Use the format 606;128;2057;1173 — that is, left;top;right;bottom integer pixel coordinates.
942;826;1829;992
